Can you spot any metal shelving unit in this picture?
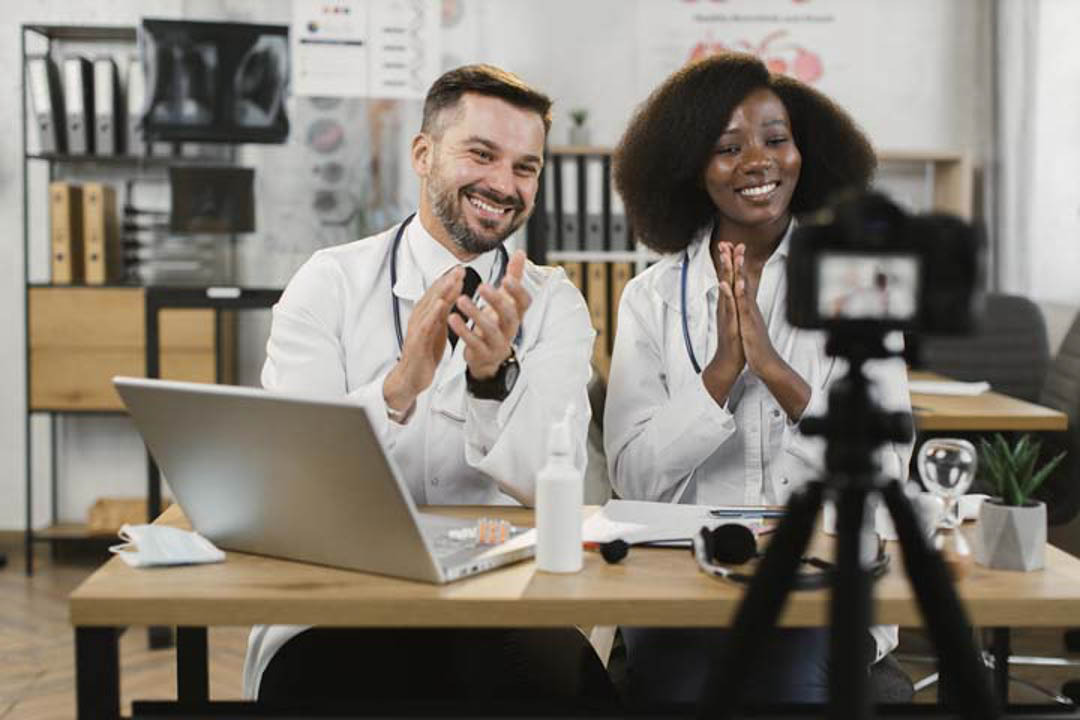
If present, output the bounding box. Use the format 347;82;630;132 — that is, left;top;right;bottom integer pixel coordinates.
19;24;249;574
22;24;147;573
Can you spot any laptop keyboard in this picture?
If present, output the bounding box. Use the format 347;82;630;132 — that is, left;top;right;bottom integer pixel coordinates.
429;532;479;560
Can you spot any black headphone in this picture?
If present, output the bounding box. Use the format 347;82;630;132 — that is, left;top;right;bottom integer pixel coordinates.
600;524;890;592
692;525;890;591
598;523;759;565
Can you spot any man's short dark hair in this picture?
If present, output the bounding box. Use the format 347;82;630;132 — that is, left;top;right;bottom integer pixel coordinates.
421;64;553;137
613;52;877;254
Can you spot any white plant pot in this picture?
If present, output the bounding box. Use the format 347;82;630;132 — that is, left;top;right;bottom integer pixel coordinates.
974;499;1046;571
569;125;590;146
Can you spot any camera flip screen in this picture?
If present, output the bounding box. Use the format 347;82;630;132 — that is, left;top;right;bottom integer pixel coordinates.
816;252;920;321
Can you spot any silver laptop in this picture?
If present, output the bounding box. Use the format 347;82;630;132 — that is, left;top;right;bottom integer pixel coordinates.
113;376;535;583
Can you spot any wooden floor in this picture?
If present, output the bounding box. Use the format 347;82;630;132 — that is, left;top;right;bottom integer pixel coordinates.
3;540;1080;718
0;541;246;720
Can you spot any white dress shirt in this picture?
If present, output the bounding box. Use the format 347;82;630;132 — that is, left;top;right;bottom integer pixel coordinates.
243;214;595;698
603;221;914;661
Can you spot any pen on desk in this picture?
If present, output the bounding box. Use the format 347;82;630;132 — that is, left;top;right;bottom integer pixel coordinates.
708;508;785;519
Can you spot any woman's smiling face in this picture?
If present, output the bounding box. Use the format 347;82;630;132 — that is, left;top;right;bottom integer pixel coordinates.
703;87;802;233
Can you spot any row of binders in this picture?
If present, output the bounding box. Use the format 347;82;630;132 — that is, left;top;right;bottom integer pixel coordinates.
26;54;143;156
49;181;123;284
553;261;635;381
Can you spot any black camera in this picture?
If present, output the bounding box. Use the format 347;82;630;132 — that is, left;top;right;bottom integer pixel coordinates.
787;191;984;335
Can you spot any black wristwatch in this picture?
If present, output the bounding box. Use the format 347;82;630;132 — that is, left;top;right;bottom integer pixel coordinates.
466;349;520;401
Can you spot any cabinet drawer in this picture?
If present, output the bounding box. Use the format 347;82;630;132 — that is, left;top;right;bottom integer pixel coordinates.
30;287;142;348
29;287;220;411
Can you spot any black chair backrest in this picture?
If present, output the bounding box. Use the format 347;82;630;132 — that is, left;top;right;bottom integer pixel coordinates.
916;293;1049;403
1038;311;1080;525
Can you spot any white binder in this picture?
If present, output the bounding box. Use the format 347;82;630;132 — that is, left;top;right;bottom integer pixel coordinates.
26;55;64;154
63;56;94;155
126;56;146;154
93;57;121;155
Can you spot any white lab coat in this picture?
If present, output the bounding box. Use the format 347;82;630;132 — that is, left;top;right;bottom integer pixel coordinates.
242;215;595;698
604;222;914;662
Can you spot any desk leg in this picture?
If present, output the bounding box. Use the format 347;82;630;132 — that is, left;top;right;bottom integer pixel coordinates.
991;627;1010;707
144;302;173;651
177;626;209;704
75;626;120;720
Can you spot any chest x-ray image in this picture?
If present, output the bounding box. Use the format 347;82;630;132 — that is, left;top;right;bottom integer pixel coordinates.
140;19;289;143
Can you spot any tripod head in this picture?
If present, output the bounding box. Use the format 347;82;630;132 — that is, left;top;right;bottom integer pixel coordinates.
799;330;913;483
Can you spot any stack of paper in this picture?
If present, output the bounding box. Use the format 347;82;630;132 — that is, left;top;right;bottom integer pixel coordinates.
908;380;991;396
582;500;766;546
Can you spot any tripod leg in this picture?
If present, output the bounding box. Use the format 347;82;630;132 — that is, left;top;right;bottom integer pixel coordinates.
880;479;1000;719
828;484;873;720
700;480;825;718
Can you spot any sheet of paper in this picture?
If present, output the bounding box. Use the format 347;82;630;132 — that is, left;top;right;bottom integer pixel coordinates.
908;380;991;396
582;499;760;545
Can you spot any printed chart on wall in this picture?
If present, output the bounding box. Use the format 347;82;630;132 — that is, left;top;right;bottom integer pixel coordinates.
636;0;845;97
292;0;440;99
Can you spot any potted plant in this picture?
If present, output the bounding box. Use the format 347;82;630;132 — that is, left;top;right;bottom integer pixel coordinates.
568;109;590;146
974;434;1065;571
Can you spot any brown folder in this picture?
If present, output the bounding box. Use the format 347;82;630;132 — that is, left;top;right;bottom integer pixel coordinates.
83;183;121;285
555;260;585;294
49;182;83;284
587;262;610;381
610;262;634;340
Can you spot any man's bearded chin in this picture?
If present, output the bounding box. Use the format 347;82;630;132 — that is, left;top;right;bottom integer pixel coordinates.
430;182;528;256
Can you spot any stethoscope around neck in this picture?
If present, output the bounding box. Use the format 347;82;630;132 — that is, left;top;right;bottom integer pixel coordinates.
681;247;704;375
681;224;788;375
389;213;516;353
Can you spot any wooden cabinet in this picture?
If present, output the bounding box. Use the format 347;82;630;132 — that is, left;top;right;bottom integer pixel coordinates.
876;150;974;220
29;287;219;410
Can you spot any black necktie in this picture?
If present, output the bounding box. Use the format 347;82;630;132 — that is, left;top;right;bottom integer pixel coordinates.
449;266;483;350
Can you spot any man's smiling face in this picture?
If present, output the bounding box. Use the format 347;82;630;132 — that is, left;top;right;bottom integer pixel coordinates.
418;93;546;257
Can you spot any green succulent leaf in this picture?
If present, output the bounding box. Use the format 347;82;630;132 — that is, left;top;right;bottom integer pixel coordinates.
1026;451;1066;499
976;433;1068;506
979;436;1008;497
1017;441;1039;494
1004;471;1022;506
993;433;1011;460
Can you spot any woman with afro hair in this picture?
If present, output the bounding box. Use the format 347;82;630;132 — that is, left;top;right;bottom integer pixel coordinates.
603;52;913;708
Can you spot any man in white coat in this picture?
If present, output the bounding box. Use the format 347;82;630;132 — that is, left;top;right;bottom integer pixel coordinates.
244;65;603;708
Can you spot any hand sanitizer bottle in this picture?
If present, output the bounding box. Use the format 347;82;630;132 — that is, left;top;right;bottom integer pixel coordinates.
535;406;583;573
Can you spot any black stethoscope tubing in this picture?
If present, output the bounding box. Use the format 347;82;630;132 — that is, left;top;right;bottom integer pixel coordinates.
389;213;513;354
681;248;703;374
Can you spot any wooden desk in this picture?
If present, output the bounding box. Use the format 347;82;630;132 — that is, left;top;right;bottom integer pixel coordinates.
71;505;1080;718
910;370;1068;432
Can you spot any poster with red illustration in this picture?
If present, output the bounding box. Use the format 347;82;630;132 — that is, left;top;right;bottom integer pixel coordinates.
636;0;841;98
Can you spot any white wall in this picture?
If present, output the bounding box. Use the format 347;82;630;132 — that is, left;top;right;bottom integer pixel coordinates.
1017;0;1080;307
1;0;996;530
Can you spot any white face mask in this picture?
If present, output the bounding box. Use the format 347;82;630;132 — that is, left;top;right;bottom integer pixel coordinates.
109;524;225;568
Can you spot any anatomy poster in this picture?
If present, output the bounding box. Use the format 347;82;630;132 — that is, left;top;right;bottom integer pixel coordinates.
637;0;842;98
292;0;441;99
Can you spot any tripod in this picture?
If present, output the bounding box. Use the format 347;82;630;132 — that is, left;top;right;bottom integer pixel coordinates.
703;332;999;720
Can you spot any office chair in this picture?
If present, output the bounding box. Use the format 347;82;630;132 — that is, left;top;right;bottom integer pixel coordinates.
915;293;1050;403
905;306;1080;706
1037;308;1080;525
1040;310;1080;704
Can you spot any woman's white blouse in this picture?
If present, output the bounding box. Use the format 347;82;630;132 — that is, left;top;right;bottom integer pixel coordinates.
603;224;914;664
604;224;913;506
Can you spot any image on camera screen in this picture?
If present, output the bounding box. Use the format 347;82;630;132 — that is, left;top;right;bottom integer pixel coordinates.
816;253;919;321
